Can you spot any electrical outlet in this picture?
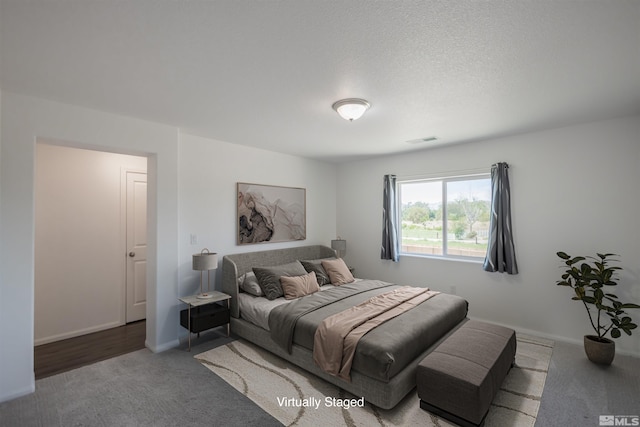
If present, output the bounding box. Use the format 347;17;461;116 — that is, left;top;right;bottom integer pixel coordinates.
190;234;198;245
450;285;457;295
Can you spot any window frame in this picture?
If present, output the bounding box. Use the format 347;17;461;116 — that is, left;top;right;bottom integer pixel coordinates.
397;172;491;262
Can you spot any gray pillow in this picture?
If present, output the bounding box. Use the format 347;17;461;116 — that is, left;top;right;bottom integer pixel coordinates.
300;258;335;286
253;261;308;300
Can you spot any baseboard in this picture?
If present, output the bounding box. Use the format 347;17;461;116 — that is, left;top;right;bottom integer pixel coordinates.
467;316;640;358
35;321;124;346
0;375;35;404
146;338;179;353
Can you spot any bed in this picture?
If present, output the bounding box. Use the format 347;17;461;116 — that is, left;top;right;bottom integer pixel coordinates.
221;245;468;409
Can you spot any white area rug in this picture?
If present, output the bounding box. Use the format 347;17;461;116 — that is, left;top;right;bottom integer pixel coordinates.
196;334;553;427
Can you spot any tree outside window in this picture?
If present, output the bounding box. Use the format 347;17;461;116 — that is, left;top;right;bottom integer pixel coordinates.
398;175;491;259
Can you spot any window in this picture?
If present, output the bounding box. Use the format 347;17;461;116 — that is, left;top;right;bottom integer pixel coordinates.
398;174;491;260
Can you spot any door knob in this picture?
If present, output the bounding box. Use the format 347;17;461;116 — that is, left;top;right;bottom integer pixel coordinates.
129;252;135;257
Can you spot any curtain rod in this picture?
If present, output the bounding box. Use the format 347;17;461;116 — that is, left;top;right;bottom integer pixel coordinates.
492;162;509;168
396;166;490;182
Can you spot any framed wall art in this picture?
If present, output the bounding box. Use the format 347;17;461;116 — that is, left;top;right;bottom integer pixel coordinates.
237;182;306;245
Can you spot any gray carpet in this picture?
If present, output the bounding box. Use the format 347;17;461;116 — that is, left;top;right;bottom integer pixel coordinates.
1;329;638;427
535;340;640;427
0;331;281;427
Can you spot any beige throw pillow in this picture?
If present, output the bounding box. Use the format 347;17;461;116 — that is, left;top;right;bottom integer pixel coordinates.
321;258;355;285
280;271;320;300
253;261;308;300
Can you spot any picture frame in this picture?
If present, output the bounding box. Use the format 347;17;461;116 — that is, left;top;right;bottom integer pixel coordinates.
237;182;306;245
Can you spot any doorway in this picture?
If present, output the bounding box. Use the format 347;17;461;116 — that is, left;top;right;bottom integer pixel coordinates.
34;142;148;349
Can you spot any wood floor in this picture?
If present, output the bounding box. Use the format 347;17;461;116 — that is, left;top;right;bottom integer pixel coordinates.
34;320;146;380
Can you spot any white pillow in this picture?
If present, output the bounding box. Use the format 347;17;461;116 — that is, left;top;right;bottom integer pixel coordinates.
238;272;264;297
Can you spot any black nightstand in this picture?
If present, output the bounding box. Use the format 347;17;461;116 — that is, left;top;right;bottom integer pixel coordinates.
179;291;231;351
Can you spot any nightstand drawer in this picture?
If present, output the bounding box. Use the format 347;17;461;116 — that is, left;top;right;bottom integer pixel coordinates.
180;303;230;333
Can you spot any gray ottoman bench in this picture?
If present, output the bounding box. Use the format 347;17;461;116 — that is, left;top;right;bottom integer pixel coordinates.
417;320;516;427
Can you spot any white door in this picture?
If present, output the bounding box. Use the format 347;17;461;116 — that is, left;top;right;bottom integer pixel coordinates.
126;171;147;323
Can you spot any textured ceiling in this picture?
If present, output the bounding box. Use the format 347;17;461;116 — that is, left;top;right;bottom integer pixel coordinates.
1;1;639;162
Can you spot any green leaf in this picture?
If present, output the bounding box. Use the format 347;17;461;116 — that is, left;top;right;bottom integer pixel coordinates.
620;303;640;309
598;253;618;259
583;297;596;304
621;317;632;324
605;293;618;299
557;251;570;260
611;328;621;338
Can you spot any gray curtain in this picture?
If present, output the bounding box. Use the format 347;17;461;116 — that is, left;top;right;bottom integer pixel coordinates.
483;163;518;274
381;174;399;262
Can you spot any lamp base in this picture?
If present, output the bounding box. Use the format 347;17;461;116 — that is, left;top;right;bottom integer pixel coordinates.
196;293;214;299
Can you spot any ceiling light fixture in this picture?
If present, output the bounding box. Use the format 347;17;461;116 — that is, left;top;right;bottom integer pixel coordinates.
332;98;370;121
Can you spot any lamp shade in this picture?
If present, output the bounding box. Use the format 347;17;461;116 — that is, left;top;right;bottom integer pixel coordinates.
192;249;218;271
331;239;346;252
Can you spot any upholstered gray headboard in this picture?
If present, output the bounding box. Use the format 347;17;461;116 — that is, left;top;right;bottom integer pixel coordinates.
222;245;336;318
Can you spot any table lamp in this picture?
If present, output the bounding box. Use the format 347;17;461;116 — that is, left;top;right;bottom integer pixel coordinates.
192;248;218;299
331;238;346;258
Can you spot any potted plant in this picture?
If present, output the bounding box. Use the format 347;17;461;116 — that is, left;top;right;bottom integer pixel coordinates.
556;251;639;365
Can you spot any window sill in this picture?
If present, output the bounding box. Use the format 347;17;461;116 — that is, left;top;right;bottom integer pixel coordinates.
399;252;484;265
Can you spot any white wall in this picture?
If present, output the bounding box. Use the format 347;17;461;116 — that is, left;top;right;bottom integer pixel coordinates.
337;115;640;357
177;133;337;317
0;92;179;402
34;143;147;345
0;93;338;403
